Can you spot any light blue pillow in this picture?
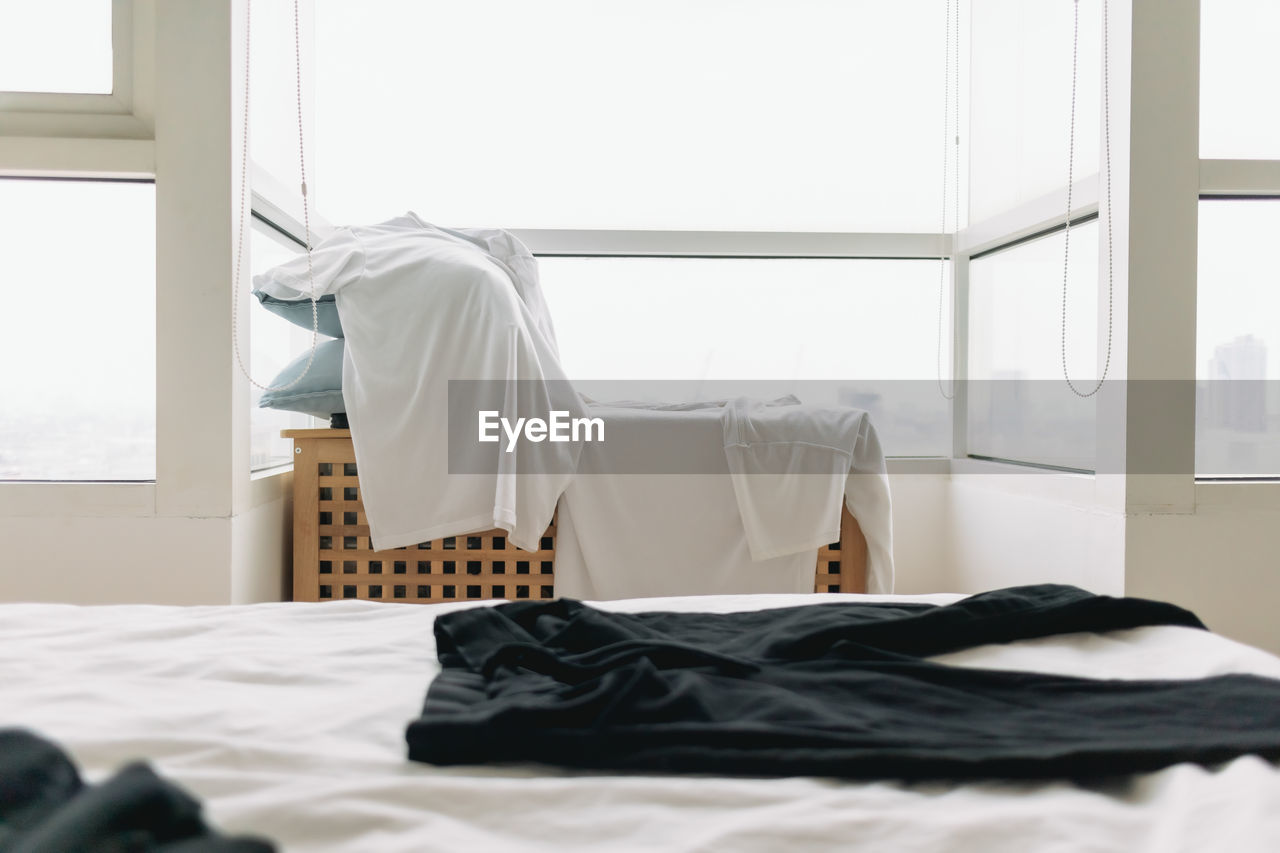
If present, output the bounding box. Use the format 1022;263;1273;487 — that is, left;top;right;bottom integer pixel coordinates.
253;290;344;338
258;338;345;418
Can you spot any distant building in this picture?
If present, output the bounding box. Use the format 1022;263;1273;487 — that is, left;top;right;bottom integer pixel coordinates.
1207;335;1266;432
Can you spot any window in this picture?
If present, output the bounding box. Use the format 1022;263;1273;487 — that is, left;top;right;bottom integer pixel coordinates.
314;0;962;232
1196;199;1280;478
1201;0;1280;159
0;1;113;94
309;1;961;458
0;178;155;481
249;0;314;189
967;221;1098;470
249;221;322;471
969;0;1099;223
540;257;951;456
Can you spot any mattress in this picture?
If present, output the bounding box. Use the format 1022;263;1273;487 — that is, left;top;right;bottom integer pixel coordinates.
3;593;1280;852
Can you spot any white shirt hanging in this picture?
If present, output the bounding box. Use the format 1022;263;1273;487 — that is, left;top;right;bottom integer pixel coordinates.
254;213;582;552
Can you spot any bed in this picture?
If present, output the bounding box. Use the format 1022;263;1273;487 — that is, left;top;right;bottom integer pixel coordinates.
4;592;1280;852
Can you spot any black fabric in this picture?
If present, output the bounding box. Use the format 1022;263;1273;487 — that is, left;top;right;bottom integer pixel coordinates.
407;584;1280;780
0;730;274;853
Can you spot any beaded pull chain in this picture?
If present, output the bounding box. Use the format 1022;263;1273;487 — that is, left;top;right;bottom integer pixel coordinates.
1062;0;1115;398
936;0;960;401
231;0;321;392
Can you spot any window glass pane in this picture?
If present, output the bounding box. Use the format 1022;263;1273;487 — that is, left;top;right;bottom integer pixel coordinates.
1201;0;1280;159
314;0;964;232
539;257;951;456
249;224;321;471
1196;200;1280;477
969;0;1099;223
0;1;112;94
967;221;1098;469
248;0;313;188
0;179;154;480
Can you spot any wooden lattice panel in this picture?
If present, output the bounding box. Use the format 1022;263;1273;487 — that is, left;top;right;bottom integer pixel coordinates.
815;506;867;594
286;429;866;603
815;542;844;594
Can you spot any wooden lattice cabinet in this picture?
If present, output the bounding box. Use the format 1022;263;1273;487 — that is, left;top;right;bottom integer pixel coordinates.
284;429;867;603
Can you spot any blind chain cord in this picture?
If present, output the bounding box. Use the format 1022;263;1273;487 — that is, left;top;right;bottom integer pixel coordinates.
231;0;322;392
1061;0;1115;398
936;0;960;401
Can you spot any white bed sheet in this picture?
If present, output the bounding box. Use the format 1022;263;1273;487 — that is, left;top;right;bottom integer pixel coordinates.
3;594;1280;852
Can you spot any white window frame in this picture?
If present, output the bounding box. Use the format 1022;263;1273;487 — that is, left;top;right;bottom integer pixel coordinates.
952;1;1280;496
953;177;1102;469
0;0;151;140
515;231;957;471
519;237;957;468
1195;164;1280;483
0;0;293;521
0;1;157;513
251;164;335;245
245;208;327;475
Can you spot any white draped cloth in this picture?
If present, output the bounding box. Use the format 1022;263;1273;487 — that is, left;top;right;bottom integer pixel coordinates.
254;213;581;552
553;398;893;600
723;397;893;591
258;217;894;595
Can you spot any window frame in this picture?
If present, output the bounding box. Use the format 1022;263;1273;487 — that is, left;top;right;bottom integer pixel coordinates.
0;0;149;139
1191;49;1280;481
962;212;1103;474
0;174;159;483
951;5;1280;484
952;173;1102;470
497;235;955;465
1193;191;1280;481
0;0;151;506
0;0;296;521
245;209;328;474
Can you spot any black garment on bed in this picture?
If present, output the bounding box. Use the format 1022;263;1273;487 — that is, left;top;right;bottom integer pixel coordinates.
0;729;274;853
407;584;1280;780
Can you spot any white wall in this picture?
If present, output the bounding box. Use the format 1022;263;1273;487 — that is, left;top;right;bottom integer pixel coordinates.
947;472;1125;596
230;483;293;604
1127;485;1280;654
0;472;291;606
0;516;230;604
887;472;953;595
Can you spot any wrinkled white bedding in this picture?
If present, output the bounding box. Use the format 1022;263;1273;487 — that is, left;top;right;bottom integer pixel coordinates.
3;594;1280;852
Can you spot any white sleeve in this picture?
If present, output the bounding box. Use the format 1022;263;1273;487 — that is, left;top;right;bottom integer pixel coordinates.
842;415;895;594
251;226;366;301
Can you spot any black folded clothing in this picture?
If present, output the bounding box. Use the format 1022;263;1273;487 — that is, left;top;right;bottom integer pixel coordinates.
0;730;274;853
408;584;1280;780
